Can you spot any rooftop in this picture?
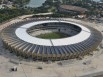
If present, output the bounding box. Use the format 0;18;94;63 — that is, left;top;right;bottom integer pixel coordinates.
15;20;91;46
60;5;88;13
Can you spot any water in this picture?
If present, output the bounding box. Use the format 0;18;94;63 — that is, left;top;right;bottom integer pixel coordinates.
93;0;100;2
27;0;46;7
27;0;101;8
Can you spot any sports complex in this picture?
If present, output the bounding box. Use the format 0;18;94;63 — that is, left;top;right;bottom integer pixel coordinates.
1;19;102;61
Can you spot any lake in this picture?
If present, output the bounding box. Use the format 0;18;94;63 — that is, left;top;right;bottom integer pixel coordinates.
94;0;100;2
27;0;46;7
27;0;101;8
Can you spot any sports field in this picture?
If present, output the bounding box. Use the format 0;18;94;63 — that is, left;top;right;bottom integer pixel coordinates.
36;32;69;39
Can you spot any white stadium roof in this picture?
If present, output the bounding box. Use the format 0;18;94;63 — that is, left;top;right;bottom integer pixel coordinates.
15;20;91;46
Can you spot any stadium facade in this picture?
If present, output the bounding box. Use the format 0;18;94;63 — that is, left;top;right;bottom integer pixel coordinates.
1;19;102;61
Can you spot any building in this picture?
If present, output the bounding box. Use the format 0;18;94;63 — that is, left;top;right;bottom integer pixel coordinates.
58;5;88;15
1;19;102;61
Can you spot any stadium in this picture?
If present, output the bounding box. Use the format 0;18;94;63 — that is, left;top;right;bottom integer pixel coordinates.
1;19;102;61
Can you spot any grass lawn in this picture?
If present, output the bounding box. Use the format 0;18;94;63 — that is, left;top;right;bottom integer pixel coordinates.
36;32;69;39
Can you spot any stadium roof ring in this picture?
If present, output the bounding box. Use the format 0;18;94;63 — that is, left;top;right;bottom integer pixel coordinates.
1;19;103;61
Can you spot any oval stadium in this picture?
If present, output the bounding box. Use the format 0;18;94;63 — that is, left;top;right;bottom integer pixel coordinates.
1;19;102;61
